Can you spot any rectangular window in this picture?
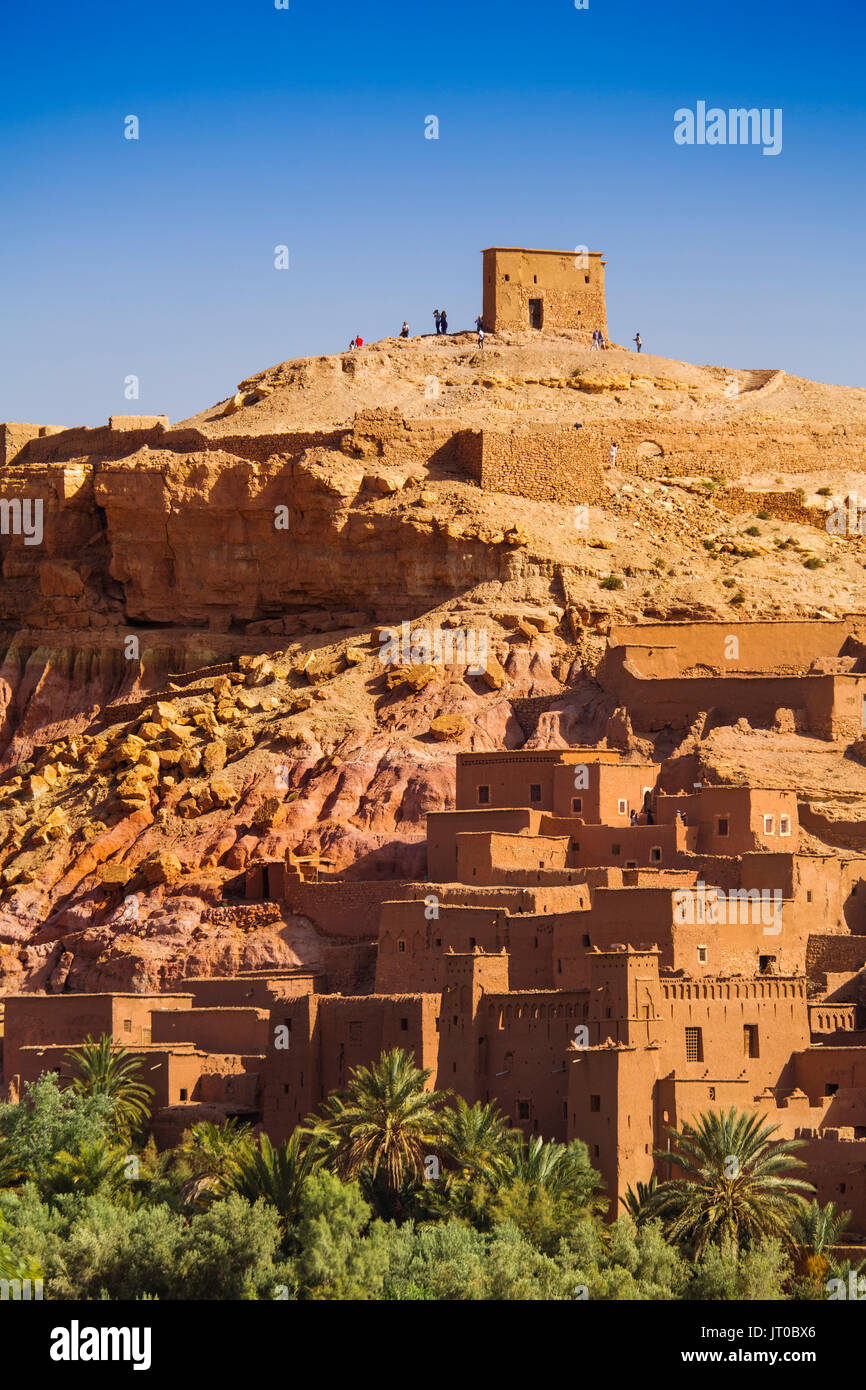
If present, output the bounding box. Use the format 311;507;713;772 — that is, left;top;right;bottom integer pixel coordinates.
572;797;583;813
397;939;406;953
517;1100;531;1120
123;1019;132;1033
529;783;542;803
349;1021;362;1043
590;1094;601;1112
650;847;662;862
717;817;729;837
697;945;707;964
617;799;627;815
180;1088;188;1102
685;1027;703;1062
744;1024;759;1058
763;815;775;834
400;1017;408;1031
611;843;621;856
780;816;791;836
477;784;490;804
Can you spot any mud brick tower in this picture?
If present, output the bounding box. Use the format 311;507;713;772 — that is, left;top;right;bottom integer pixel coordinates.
482;246;607;339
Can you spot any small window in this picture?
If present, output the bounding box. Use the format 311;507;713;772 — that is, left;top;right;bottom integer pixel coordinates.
397;939;406;953
825;1082;838;1096
283;1083;290;1094
611;843;621;856
530;783;542;803
650;847;662;862
180;1088;188;1102
504;274;510;281
477;784;490;805
744;1024;759;1058
780;816;791;836
685;1027;703;1062
617;799;627;815
759;955;775;974
517;1100;530;1120
584;274;590;284
582;934;590;947
594;1145;599;1157
533;274;538;283
123;1018;132;1033
435;937;441;946
590;1094;601;1112
400;1017;408;1031
572;797;583;813
763;815;775;834
708;1086;715;1100
469;936;476;948
840;1182;847;1194
625;860;637;869
697;945;707;964
717;817;729;837
349;1021;362;1043
806;891;813;903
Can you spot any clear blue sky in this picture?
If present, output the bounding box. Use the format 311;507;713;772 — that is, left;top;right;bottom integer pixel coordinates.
1;0;864;426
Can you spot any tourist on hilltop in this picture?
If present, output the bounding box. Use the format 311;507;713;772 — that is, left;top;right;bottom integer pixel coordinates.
630;809;639;825
475;314;484;332
348;338;356;350
591;329;600;351
439;310;448;334
400;321;410;338
477;327;485;349
598;330;606;349
609;443;618;465
355;335;364;347
434;309;441;334
634;332;642;353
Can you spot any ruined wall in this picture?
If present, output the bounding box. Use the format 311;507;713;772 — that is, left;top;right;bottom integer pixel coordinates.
470;424;606;506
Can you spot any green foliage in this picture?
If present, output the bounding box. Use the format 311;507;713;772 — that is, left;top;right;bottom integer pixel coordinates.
64;1035;154;1141
647;1108;813;1254
0;1073;115;1193
600;575;624;590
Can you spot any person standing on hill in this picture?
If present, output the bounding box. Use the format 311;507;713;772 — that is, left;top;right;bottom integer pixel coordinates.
633;332;642;353
477;327;485;349
434;310;441;334
591;329;600;351
400;321;409;338
439;309;448;334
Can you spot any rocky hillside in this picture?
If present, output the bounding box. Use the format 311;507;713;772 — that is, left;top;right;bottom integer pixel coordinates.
1;330;865;993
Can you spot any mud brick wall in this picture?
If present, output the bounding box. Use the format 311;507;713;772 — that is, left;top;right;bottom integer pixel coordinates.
284;879;429;940
473;426;606;506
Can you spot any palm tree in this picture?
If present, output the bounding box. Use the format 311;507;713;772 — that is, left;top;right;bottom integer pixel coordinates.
647;1107;813;1253
307;1049;447;1213
496;1133;604;1210
42;1138;131;1204
440;1098;513;1182
791;1199;851;1281
621;1175;659;1224
0;1142;25;1191
64;1035;153;1139
176;1118;253;1208
229;1130;319;1228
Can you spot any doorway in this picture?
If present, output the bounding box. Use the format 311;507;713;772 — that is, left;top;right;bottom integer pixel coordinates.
529;298;543;329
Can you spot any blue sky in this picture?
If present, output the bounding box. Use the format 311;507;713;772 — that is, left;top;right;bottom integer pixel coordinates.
1;0;864;425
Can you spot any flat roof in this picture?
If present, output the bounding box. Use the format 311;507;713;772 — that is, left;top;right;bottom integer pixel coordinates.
481;246;604;257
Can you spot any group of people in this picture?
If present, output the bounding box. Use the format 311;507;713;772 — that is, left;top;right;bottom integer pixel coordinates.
433;309;449;334
629;793;656;827
348;336;364;349
591;328;606;350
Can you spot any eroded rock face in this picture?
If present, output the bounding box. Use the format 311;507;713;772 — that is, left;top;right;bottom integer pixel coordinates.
3;333;866;989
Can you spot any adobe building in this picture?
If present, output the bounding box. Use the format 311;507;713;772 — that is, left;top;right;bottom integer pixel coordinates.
6;618;866;1242
481;247;607;338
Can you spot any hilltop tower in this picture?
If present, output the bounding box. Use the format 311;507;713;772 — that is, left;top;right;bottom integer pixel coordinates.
481;246;607;339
